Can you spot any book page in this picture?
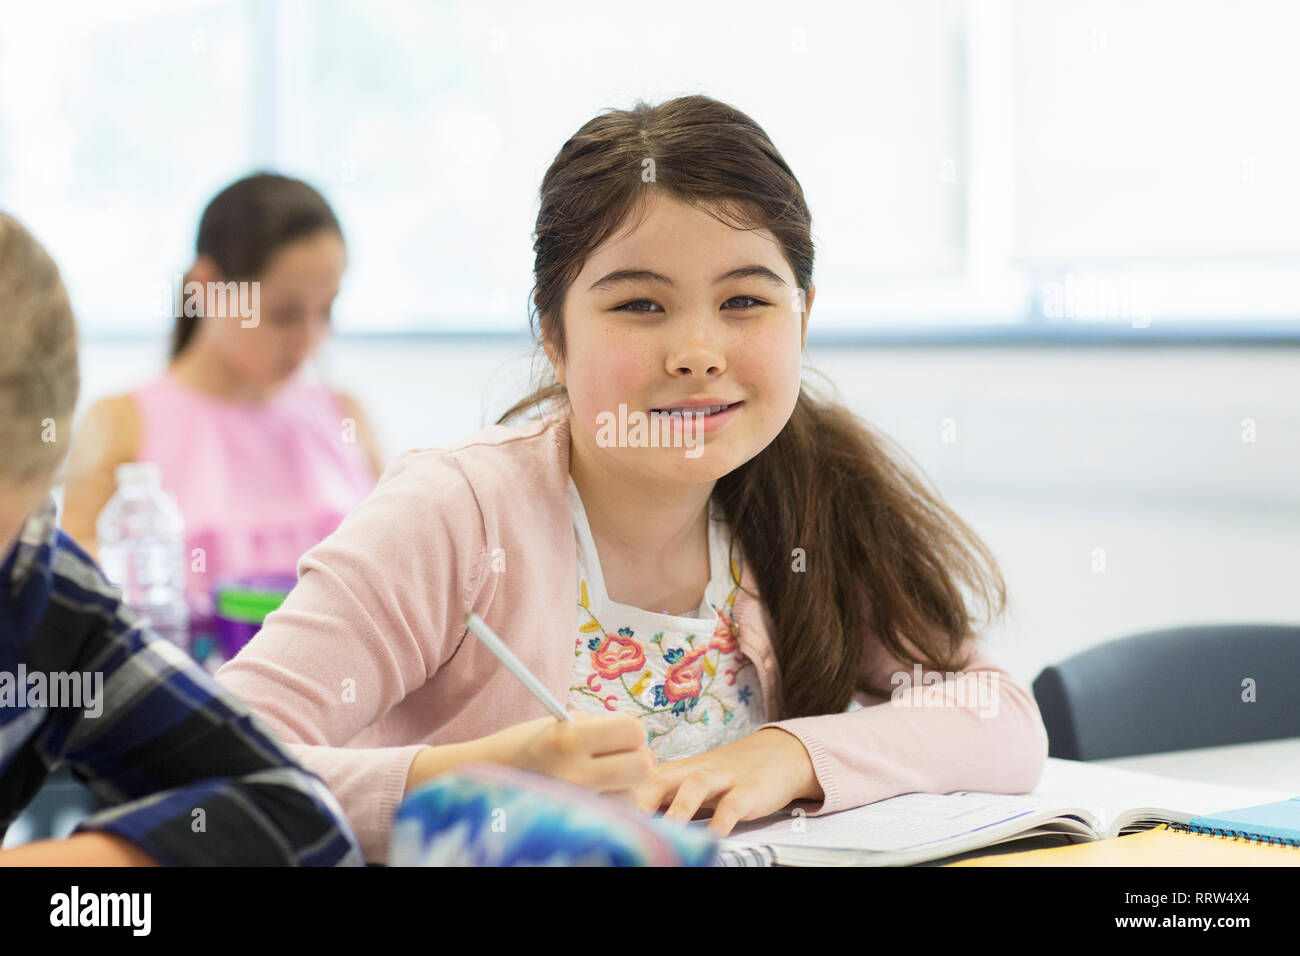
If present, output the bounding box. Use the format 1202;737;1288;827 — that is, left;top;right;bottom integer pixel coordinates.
723;791;1084;853
1027;758;1294;837
718;758;1294;855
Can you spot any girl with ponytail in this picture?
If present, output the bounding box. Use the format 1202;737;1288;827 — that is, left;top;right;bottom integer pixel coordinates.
61;174;383;650
217;96;1048;863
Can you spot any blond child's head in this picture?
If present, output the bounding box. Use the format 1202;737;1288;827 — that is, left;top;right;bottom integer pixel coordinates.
0;212;80;557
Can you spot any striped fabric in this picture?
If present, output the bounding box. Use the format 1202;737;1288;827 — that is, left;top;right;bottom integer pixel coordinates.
1;497;362;866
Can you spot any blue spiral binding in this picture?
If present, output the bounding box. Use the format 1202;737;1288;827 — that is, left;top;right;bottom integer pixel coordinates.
1166;822;1300;848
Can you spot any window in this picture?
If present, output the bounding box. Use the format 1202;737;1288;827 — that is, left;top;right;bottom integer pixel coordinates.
0;1;258;333
2;0;1296;339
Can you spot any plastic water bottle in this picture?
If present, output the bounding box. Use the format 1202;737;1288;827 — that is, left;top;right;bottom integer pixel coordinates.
96;462;191;652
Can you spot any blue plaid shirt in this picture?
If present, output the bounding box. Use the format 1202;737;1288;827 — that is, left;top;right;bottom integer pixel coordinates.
0;497;362;865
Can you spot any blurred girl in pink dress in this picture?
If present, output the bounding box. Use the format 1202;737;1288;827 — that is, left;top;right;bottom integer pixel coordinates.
62;173;382;652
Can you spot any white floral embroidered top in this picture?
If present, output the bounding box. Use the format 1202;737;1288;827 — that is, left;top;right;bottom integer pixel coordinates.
566;476;768;761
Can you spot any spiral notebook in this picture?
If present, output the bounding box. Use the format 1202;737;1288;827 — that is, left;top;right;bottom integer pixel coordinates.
1183;796;1300;844
948;799;1300;866
712;759;1296;867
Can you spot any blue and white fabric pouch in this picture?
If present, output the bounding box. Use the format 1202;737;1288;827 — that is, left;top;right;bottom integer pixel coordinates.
390;763;719;866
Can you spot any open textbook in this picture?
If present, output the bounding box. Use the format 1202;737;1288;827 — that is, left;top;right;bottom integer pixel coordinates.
712;757;1296;866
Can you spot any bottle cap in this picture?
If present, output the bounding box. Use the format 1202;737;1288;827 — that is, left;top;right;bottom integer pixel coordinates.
216;582;293;623
115;461;163;486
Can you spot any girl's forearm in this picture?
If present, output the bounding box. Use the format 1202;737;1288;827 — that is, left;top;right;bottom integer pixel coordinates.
0;831;160;866
403;736;505;795
755;727;825;802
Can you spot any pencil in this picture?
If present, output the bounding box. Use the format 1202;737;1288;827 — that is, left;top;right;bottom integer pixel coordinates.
463;612;573;722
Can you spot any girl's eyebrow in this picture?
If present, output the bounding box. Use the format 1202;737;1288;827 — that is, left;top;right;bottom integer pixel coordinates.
587;264;787;293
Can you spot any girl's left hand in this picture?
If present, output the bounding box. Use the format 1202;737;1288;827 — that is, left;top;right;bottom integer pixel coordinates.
629;728;824;837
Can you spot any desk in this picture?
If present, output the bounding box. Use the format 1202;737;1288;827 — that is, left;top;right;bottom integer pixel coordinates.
1095;736;1300;793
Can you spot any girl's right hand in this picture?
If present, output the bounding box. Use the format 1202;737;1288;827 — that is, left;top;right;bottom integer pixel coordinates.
481;711;656;795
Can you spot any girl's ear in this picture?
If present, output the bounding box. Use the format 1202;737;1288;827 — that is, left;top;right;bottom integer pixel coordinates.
541;320;567;387
187;254;223;286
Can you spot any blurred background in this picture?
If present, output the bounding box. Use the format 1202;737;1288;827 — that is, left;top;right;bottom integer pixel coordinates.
1;0;1297;688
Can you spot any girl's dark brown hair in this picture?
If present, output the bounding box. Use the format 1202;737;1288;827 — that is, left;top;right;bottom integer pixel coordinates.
499;95;1006;720
171;172;342;360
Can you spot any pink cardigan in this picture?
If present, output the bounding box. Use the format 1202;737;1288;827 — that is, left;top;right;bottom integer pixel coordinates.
216;413;1048;862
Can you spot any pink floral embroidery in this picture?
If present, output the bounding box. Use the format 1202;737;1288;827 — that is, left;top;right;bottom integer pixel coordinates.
709;616;736;653
664;646;709;702
591;634;645;679
569;540;760;744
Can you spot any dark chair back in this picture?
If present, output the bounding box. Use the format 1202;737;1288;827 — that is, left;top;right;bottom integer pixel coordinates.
1032;624;1300;760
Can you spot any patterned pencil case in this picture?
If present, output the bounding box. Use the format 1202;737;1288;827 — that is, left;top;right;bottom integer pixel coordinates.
390;763;719;866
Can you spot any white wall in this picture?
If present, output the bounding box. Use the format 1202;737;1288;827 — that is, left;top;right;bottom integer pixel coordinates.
74;338;1300;688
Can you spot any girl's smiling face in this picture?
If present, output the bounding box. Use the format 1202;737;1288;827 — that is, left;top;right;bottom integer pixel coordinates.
548;191;813;487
